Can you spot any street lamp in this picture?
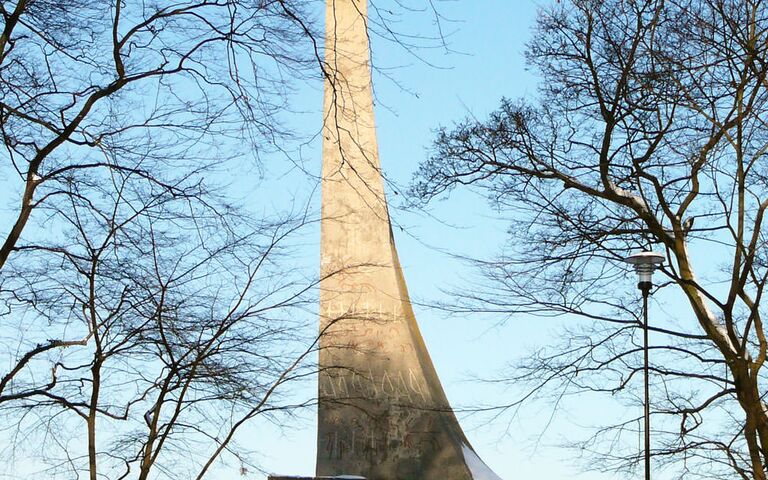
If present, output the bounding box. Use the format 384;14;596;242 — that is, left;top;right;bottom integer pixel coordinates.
625;250;664;480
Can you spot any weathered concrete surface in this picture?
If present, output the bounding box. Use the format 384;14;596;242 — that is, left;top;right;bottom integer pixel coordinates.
269;477;365;480
317;1;502;479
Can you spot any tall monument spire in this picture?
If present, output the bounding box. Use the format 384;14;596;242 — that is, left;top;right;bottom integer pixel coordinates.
318;1;501;479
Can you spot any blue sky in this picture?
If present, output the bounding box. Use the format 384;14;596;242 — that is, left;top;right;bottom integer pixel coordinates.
0;1;684;478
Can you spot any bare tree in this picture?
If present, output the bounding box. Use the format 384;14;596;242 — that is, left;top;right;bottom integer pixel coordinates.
0;0;324;271
411;1;768;478
0;144;324;478
0;1;328;478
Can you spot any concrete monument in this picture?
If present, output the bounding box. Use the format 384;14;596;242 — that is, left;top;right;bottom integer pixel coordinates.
318;1;502;479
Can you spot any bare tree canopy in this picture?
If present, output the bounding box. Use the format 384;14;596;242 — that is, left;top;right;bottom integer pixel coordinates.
0;0;327;270
0;0;324;478
412;1;768;478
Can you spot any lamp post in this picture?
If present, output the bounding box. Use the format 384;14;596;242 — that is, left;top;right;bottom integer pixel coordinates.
625;251;664;480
